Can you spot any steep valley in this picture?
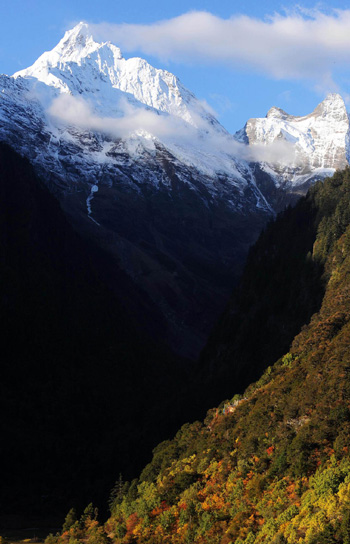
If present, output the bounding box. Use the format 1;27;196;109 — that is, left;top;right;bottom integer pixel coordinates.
3;21;350;538
41;167;350;544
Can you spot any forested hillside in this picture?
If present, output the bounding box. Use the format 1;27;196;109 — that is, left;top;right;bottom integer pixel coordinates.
46;168;350;543
197;186;326;408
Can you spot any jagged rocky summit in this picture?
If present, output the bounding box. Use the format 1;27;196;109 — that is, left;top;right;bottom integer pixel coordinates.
236;92;350;206
0;22;349;357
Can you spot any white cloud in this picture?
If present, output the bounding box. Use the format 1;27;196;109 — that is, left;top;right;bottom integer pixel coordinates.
48;94;196;140
48;94;298;167
89;9;350;86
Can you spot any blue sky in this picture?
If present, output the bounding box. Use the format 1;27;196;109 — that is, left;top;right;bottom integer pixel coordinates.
2;1;350;132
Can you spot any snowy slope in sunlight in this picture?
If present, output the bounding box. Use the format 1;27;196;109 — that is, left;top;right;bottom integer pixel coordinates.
12;22;251;185
14;22;223;129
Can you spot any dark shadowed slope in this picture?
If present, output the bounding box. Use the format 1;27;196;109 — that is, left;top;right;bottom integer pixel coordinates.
0;142;193;519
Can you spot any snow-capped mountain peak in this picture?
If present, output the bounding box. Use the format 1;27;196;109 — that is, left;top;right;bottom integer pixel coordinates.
266;106;290;120
265;94;347;123
13;22;223;134
46;21;123;64
9;22;237;182
14;21;122;71
239;92;350;187
312;92;347;121
13;22;124;96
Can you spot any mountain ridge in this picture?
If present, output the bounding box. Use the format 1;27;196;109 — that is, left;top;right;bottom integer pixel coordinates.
1;23;350;357
238;92;350;197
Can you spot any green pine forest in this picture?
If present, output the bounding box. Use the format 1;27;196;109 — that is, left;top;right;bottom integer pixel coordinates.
8;167;350;542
